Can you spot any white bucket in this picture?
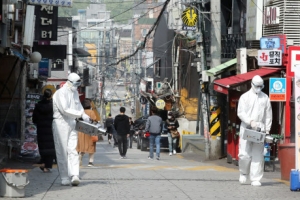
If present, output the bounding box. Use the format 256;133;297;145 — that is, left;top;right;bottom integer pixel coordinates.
0;169;30;197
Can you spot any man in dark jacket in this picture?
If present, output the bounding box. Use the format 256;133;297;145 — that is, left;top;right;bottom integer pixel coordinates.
114;107;130;158
105;113;114;144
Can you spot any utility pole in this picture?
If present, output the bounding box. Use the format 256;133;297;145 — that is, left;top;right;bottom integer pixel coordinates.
209;0;222;160
99;28;106;123
196;0;210;159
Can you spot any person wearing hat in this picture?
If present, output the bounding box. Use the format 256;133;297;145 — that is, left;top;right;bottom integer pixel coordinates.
165;111;179;156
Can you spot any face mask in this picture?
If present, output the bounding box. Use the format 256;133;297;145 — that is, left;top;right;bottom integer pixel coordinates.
168;116;172;119
253;87;262;94
251;82;264;94
71;86;78;92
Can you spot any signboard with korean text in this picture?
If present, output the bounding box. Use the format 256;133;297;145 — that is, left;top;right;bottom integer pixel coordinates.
155;99;166;109
260;37;280;49
29;0;72;7
294;66;300;170
269;78;286;101
263;7;280;25
38;58;51;78
34;5;58;41
258;50;282;66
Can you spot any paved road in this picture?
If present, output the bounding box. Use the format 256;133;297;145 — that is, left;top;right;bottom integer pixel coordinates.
2;138;299;200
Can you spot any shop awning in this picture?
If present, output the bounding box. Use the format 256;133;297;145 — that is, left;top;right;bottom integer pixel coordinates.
73;48;91;57
214;67;282;94
206;58;237;76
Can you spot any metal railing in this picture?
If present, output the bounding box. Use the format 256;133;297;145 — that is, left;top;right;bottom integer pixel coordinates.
204;33;247;59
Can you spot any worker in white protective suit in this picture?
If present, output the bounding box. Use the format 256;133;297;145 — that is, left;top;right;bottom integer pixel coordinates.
52;73;91;186
237;75;272;187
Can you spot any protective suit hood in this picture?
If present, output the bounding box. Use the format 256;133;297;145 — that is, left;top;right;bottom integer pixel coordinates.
251;75;264;94
66;73;81;91
68;73;81;86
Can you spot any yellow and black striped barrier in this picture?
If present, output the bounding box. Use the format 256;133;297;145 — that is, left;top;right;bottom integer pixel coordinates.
210;106;221;138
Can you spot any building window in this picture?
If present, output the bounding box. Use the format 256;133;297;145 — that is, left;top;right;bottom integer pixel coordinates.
141;29;147;37
51;59;64;71
154;57;161;77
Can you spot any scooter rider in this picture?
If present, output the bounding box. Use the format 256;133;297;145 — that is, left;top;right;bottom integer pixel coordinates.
237;75;272;187
52;73;90;186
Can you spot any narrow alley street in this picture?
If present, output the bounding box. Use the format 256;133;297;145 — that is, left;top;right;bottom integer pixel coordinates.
3;138;299;200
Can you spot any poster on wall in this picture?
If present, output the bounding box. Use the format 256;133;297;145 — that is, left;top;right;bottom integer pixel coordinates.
19;93;42;159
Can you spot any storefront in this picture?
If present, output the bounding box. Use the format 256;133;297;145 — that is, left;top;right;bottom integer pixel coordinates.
213;67;284;164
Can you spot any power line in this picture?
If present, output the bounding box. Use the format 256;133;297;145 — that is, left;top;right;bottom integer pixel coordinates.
58;0;147;38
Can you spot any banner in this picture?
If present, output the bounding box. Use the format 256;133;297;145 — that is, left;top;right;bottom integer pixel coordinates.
20;93;42;159
294;66;300;170
29;0;72;7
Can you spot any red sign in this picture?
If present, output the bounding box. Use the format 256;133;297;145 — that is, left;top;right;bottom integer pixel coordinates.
269;94;285;101
213;84;228;95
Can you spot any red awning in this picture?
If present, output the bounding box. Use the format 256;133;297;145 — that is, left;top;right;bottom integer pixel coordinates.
214;67;282;94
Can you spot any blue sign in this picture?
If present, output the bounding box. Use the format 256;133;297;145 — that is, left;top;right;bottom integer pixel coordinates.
260;37;281;49
269;78;286;101
38;58;50;77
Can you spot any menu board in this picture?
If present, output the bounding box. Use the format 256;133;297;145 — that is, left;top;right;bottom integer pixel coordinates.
20;93;41;158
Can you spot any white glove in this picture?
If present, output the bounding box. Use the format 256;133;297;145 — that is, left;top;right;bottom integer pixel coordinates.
250;121;257;129
266;131;270;135
82;113;90;122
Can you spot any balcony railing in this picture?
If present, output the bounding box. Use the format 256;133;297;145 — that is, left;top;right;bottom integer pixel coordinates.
204;33;247;59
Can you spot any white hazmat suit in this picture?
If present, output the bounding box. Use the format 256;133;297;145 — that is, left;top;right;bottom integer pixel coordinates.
52;73;90;186
237;75;272;187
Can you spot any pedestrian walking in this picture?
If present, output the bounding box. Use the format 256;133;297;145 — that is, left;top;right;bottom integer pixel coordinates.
52;73;91;186
237;75;272;187
128;117;135;149
32;89;55;173
144;107;163;160
105;113;114;145
166;112;180;156
131;105;135;115
114;107;130;159
76;99;98;167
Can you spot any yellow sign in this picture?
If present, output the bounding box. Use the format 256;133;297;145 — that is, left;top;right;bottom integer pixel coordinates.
155;99;165;109
181;7;198;27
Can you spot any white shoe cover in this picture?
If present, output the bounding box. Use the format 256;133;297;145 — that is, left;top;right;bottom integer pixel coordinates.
239;174;247;184
61;179;71;186
71;176;80;186
251;181;261;187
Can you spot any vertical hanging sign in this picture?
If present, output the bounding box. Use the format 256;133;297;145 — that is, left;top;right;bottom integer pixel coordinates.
294;66;300;170
34;5;58;41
